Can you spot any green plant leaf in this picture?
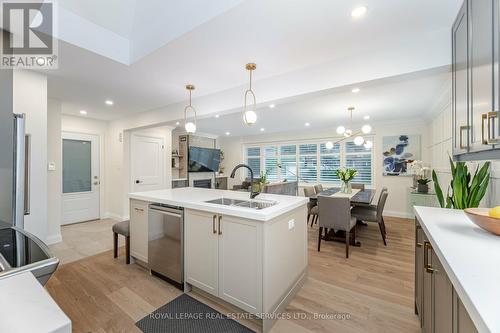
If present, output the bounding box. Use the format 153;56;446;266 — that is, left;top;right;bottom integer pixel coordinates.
432;170;445;208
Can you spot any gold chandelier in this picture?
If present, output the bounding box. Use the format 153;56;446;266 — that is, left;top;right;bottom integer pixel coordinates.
325;107;372;149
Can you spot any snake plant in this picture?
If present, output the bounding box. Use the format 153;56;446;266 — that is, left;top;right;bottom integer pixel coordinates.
432;157;490;209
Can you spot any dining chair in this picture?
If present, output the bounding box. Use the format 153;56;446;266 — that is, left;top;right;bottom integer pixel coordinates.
351;188;389;245
351;183;365;191
303;186;318;226
318;196;357;258
314;184;324;194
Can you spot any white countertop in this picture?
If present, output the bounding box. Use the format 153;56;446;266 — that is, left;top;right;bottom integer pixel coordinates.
129;187;308;221
414;206;500;333
0;272;71;333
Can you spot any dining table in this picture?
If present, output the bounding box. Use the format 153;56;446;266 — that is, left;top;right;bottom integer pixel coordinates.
309;187;376;206
309;187;376;246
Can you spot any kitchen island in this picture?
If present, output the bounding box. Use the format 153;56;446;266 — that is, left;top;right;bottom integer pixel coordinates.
128;187;309;332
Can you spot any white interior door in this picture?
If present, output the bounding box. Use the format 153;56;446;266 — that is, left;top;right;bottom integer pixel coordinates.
131;134;165;192
62;132;100;225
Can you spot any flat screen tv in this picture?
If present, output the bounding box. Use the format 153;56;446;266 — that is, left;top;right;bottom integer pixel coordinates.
188;146;221;172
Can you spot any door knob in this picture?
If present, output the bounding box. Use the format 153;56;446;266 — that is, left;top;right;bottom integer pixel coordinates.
135;180;143;184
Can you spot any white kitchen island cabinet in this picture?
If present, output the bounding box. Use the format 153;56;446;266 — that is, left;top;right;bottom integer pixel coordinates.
184;206;307;330
129;187;309;333
129;199;149;263
185;210;264;313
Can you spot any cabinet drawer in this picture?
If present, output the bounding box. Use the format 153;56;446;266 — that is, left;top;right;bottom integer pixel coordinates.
130;200;149;263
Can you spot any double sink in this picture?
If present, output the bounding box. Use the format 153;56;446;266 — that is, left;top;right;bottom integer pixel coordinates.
205;198;277;210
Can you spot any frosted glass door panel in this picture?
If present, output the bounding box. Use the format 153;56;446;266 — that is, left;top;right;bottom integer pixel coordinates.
63;139;92;193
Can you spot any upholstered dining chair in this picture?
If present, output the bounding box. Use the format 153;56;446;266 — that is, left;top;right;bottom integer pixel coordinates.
314;184;324;194
351;183;365;191
303;186;318;226
318;196;357;258
351;188;389;245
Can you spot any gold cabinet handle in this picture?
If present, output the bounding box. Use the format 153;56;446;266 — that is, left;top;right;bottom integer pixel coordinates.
487;111;499;144
482;113;488;144
459;125;468;149
424;242;435;274
218;215;222;235
415;223;422;247
212;215;217;234
134;207;144;212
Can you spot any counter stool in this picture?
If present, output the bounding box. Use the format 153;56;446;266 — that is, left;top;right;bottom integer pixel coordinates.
113;220;130;264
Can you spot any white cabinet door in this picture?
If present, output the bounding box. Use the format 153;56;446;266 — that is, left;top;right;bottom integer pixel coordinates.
218;215;263;313
130;200;149;263
185;210;219;296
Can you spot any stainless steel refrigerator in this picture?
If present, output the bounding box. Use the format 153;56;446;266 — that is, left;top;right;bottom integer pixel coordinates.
0;70;58;285
0;69;29;228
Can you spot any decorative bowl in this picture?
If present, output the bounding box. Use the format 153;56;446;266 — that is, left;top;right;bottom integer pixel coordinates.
464;208;500;236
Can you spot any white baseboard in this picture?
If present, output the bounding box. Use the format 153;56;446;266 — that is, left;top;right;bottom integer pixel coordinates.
45;234;62;245
384;210;413;219
103;212;129;221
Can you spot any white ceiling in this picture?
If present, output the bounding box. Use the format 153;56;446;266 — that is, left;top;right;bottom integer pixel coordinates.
172;67;450;137
56;0;244;62
38;0;461;121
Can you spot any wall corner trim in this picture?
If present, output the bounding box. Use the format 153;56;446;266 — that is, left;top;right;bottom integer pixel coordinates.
45;234;63;245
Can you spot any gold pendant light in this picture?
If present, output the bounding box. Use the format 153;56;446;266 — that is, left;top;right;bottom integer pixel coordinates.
243;63;257;126
325;106;373;150
184;84;197;133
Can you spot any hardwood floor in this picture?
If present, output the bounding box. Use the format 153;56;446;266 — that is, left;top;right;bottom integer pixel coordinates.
45;216;420;333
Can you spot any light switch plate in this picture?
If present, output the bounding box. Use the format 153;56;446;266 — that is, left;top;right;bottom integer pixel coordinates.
48;162;56;171
288;219;295;230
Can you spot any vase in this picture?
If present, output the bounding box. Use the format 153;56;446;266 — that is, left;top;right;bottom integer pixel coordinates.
341;181;352;194
417;183;429;193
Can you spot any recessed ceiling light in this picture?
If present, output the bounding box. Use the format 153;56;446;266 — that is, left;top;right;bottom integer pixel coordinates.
175;121;180;126
352;88;360;93
351;6;367;18
363;115;370;120
269;104;275;108
260;128;265;132
215;114;220;118
225;131;231;136
105;100;114;105
79;110;87;115
305;122;310;127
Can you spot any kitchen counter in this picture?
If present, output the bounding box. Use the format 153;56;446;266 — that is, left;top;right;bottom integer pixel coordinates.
0;272;71;333
129;187;308;332
414;206;500;333
129;187;308;221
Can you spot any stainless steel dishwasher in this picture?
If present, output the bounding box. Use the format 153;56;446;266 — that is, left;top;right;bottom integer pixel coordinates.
148;204;184;288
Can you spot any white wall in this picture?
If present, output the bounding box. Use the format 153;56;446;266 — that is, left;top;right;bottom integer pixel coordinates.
47;99;62;244
427;81;500;208
219;118;430;218
106;122;173;220
13;70;48;241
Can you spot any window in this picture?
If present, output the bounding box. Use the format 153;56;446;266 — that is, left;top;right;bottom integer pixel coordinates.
345;142;372;185
280;145;297;181
263;146;278;181
244;138;373;185
319;143;340;184
299;144;317;183
246;147;260;177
